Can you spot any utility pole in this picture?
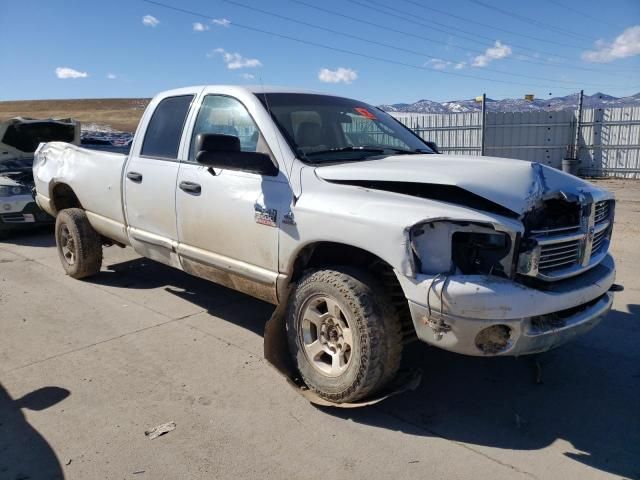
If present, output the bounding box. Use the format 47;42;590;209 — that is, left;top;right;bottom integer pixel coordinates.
480;93;487;156
573;90;584;160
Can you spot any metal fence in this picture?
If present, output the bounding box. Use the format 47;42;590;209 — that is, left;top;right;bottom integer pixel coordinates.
391;106;640;179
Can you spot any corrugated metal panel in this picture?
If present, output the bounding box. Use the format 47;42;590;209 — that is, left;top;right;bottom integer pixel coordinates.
394;112;482;155
391;107;640;178
579;107;640;179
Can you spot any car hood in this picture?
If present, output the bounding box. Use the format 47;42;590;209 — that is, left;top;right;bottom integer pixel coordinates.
314;155;610;216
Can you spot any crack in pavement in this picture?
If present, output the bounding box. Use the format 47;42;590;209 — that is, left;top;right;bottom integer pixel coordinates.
0;243;247;373
0;241;539;478
4;310;205;374
375;409;540;479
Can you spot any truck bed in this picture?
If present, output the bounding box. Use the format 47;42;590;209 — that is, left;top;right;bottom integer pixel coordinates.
33;142;128;241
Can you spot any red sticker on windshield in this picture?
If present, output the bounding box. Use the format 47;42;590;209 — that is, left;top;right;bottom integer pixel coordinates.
354;107;377;120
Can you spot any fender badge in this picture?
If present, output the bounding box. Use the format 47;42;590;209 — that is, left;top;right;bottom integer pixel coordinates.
254;204;277;227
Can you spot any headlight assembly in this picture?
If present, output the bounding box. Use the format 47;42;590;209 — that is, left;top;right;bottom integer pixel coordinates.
410;221;515;277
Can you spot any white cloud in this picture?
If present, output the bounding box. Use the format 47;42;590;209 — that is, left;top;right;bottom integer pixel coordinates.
210;48;262;69
318;67;358;84
106;73;117;80
582;25;640;63
142;15;159;27
472;41;512;67
55;67;88;79
240;73;255;80
193;22;209;32
426;58;449;70
212;18;231;27
424;59;466;71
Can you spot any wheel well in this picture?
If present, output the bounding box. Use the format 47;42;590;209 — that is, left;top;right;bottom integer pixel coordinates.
51;183;82;213
291;242;384;280
291;242;416;342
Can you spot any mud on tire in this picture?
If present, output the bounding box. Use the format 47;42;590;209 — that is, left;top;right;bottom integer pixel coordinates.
286;267;403;403
55;208;103;279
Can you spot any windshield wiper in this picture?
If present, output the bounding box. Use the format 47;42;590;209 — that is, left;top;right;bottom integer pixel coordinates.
305;146;385;156
382;147;429;155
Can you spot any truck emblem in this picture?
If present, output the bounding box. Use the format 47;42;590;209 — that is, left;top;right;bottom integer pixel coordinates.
254;204;277;227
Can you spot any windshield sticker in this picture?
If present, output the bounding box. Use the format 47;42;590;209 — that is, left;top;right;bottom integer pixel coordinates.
354;107;377;120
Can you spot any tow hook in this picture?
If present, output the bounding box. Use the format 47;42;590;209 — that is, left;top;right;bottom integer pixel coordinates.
609;283;624;292
423;316;451;341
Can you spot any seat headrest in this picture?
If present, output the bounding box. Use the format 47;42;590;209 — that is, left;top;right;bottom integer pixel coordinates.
295;122;323;147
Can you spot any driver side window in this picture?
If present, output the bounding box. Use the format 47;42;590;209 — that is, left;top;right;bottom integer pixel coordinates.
189;95;269;162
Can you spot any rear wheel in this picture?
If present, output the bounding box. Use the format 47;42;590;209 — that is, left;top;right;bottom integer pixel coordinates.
55;208;103;279
286;267;402;403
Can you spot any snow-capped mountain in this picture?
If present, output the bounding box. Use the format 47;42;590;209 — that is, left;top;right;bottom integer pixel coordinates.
379;92;640;114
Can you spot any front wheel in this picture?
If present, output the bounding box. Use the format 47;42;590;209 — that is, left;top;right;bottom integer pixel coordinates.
286;267;402;403
55;208;103;279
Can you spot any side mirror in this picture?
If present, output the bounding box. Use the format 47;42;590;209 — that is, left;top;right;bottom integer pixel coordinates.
425;141;440;153
195;133;278;176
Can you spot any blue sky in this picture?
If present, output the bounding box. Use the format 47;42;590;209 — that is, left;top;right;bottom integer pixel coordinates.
1;0;639;104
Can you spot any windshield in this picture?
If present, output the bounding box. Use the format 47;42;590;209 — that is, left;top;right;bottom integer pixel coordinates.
257;93;433;163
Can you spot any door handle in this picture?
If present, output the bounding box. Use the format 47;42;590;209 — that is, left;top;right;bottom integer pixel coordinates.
179;181;201;194
127;171;143;182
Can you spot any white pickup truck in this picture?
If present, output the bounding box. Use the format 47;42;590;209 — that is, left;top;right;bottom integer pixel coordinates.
34;86;618;403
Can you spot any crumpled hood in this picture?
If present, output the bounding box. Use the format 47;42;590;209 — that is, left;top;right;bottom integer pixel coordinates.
315;154;609;216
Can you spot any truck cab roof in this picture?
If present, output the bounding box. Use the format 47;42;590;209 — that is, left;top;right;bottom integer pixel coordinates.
154;85;338;99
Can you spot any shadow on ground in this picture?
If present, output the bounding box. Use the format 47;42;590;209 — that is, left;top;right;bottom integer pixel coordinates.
0;227;55;247
53;253;640;479
93;256;273;336
0;384;70;480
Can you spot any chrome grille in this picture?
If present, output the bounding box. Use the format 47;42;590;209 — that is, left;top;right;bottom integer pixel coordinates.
539;239;581;273
592;227;608;254
594;201;609;224
518;198;614;281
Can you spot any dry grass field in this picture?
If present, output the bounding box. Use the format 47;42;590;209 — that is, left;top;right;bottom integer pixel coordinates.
0;98;150;132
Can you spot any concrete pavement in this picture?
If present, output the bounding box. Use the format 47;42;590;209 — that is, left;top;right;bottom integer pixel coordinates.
1;179;638;480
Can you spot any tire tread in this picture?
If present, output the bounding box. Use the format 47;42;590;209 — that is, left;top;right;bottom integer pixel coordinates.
55;208;103;279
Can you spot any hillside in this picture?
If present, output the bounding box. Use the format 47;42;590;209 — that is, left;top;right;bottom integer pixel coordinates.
379;92;640;114
2;92;639;134
0;98;150;133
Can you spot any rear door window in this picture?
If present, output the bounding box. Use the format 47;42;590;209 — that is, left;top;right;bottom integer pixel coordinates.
141;95;194;159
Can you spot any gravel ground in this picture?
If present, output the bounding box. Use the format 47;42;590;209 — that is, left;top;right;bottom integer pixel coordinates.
0;179;638;480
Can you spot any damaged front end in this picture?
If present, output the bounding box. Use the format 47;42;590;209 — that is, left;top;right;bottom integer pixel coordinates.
398;171;617;357
409;220;518;279
517;192;614;281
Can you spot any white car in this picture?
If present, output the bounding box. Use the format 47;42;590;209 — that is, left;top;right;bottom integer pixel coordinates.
0;117;79;234
33;86;618;403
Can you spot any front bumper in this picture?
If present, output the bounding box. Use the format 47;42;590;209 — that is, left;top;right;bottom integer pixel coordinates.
400;254;616;356
0;196;53;232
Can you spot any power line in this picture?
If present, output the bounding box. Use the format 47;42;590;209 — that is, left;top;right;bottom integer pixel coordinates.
140;0;635;92
213;0;630;89
544;0;624;30
356;0;640;72
353;0;582;60
397;0;584;50
293;0;640;74
468;0;597;42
